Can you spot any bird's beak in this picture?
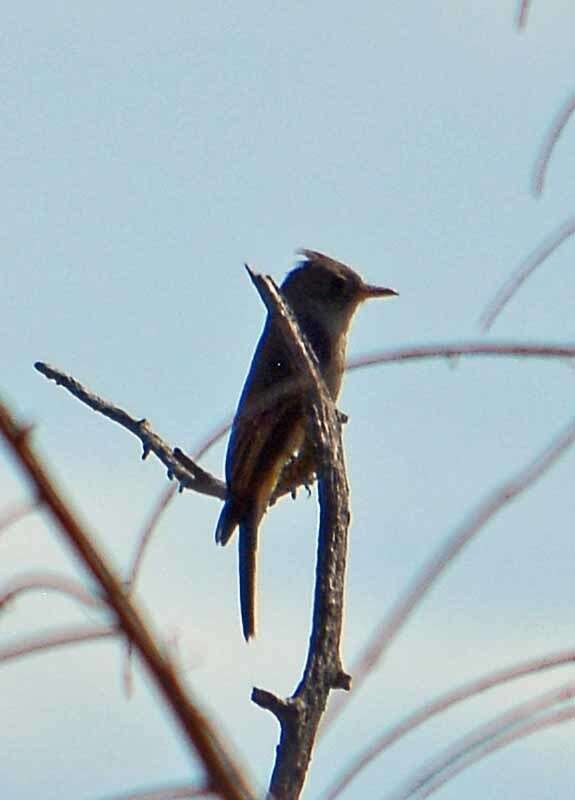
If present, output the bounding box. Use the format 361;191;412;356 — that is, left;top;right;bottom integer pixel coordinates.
359;282;399;300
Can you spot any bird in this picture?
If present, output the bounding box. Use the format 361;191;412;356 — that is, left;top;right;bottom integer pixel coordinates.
215;249;398;639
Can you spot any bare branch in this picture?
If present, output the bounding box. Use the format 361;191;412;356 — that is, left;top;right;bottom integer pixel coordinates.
0;500;38;535
478;219;575;330
413;707;575;799
246;266;351;800
0;571;102;611
348;341;575;370
532;92;575;196
34;362;225;501
516;0;531;30
322;414;575;734
98;782;211;800
0;623;117;664
190;416;234;462
322;648;575;800
0;399;253;800
387;682;575;800
126;485;178;591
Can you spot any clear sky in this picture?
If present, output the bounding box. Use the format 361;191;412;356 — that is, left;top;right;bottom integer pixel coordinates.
2;3;575;798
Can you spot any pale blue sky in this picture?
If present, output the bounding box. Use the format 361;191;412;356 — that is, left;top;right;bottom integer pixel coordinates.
2;3;575;798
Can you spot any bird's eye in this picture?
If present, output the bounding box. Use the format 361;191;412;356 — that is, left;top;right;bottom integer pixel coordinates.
330;275;347;293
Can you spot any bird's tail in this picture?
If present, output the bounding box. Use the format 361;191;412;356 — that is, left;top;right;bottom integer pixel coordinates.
239;521;257;640
215;498;240;546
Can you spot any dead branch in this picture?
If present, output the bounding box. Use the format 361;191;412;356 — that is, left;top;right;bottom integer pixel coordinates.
478;220;575;330
0;399;253;800
0;500;38;535
347;341;575;370
98;782;210;800
516;0;531;30
245;267;351;800
33;361;225;501
389;685;575;800
532;92;575;196
409;707;575;800
0;623;118;664
0;571;102;611
126;484;178;590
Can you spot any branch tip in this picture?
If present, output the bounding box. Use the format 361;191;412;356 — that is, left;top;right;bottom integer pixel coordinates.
333;670;352;691
252;687;295;719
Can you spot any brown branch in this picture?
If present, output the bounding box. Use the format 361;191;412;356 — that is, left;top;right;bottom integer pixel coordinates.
0;500;38;535
0;399;253;800
390;684;575;800
347;341;575;370
98;782;211;800
245;267;351;800
409;707;575;799
322;648;575;799
322;413;575;734
532;92;575;197
0;623;118;664
0;571;103;611
126;485;178;590
516;0;531;30
33;361;225;501
478;219;575;330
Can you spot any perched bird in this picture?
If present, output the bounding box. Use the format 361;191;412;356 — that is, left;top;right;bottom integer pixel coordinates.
216;250;397;639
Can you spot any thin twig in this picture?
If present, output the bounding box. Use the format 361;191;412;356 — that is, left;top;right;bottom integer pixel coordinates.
34;362;225;501
386;682;575;800
348;341;575;370
478;219;575;330
322;648;575;800
413;707;575;799
0;571;102;611
98;783;211;800
516;0;530;30
322;414;575;734
0;500;38;535
126;485;178;590
532;92;575;196
0;623;117;664
0;399;253;800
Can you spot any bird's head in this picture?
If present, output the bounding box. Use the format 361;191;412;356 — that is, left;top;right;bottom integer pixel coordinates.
281;249;398;338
